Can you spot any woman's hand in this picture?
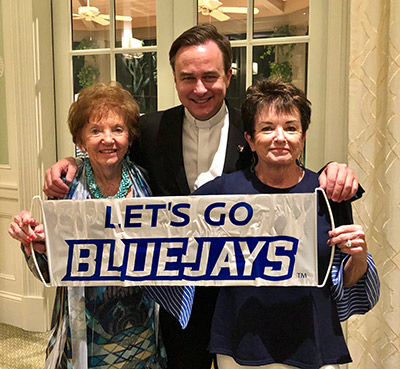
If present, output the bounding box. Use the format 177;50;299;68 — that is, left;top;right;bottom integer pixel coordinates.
8;210;46;257
327;224;368;286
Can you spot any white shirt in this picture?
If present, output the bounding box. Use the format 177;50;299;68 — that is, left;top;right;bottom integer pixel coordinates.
182;102;230;192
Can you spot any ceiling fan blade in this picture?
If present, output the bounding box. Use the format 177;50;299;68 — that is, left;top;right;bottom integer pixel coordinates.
199;0;223;11
218;6;260;15
92;16;110;26
115;15;133;22
99;14;133;22
79;6;100;17
207;0;223;10
210;10;230;21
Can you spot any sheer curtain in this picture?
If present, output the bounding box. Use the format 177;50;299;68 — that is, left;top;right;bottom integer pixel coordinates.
347;0;400;368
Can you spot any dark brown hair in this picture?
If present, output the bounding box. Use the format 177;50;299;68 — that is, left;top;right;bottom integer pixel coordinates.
169;24;232;74
242;78;311;138
68;81;140;145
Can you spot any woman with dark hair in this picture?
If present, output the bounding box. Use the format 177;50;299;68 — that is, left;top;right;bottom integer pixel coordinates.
193;79;380;369
9;82;166;369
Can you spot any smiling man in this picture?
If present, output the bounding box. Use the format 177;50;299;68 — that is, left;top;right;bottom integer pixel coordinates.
43;24;360;369
133;24;245;198
173;41;232;121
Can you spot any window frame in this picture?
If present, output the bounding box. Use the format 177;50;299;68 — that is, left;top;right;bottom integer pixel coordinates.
53;0;180;158
53;0;350;169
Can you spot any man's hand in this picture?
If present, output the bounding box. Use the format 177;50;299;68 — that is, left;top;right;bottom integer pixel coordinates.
43;157;78;198
319;162;358;202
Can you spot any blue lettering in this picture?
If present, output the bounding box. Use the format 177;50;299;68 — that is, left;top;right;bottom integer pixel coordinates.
204;202;226;226
264;237;298;280
104;206;116;228
229;202;253;226
63;240;109;280
61;236;299;283
145;203;167;227
124;205;143;228
170;203;190;227
78;248;90;272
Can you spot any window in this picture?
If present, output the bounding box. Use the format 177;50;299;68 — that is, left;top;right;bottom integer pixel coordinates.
53;0;172;158
198;0;309;109
197;0;350;169
53;0;349;168
70;0;157;113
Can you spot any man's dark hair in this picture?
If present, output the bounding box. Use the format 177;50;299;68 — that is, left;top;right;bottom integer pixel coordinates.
169;24;232;74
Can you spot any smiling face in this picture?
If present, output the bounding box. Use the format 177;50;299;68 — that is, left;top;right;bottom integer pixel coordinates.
173;41;232;121
79;110;130;173
245;105;305;170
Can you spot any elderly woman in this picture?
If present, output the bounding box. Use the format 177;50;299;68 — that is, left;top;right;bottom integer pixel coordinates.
193;79;380;369
8;82;166;369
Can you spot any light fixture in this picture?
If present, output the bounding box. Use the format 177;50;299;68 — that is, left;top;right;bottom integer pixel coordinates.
232;62;238;76
122;29;143;58
252;62;258;75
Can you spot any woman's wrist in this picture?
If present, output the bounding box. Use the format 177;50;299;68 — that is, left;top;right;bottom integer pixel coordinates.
343;252;368;287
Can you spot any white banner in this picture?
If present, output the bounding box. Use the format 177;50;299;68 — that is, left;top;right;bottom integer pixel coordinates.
38;192;328;287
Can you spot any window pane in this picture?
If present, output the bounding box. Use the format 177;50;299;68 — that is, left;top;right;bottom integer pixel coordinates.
0;0;8;164
73;54;111;95
116;52;157;114
198;0;248;40
226;47;246;109
72;0;111;50
254;0;309;39
252;43;307;91
115;0;156;48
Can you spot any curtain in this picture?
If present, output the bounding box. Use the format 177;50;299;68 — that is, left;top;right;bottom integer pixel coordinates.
347;0;400;368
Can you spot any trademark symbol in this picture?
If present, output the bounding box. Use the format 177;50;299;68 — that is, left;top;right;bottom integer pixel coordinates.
297;272;307;278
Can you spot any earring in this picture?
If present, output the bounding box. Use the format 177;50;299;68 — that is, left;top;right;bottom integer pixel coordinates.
297;151;305;168
250;152;257;173
125;148;131;162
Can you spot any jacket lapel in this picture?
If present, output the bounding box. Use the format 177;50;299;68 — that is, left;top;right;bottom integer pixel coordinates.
223;103;248;173
156;103;249;195
157;106;191;195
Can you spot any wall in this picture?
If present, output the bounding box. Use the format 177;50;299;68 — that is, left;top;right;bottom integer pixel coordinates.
0;0;56;332
0;1;8;164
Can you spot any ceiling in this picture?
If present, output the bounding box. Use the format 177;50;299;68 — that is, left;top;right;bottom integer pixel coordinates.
72;0;309;33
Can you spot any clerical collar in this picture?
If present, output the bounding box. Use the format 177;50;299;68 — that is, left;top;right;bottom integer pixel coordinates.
184;102;227;129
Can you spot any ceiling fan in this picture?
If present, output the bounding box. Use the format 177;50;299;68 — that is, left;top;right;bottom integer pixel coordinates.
73;0;132;26
198;0;259;22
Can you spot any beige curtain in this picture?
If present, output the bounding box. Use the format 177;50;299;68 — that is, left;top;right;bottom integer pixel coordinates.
347;0;400;368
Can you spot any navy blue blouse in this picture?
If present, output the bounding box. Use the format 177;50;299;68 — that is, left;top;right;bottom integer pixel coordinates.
193;168;378;368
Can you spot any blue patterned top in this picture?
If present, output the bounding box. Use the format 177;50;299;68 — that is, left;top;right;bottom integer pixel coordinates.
24;160;166;369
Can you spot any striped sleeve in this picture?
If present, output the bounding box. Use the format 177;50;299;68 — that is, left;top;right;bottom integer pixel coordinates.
143;285;195;329
331;249;380;321
21;245;51;283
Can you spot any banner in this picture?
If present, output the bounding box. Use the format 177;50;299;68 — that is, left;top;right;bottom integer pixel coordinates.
39;192;325;287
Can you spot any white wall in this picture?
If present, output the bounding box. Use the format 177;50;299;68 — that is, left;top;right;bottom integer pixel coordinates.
0;0;56;332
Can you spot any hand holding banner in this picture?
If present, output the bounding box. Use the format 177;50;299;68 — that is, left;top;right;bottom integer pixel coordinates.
36;190;334;288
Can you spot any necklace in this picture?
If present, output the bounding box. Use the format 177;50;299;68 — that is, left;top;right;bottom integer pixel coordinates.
84;158;132;199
